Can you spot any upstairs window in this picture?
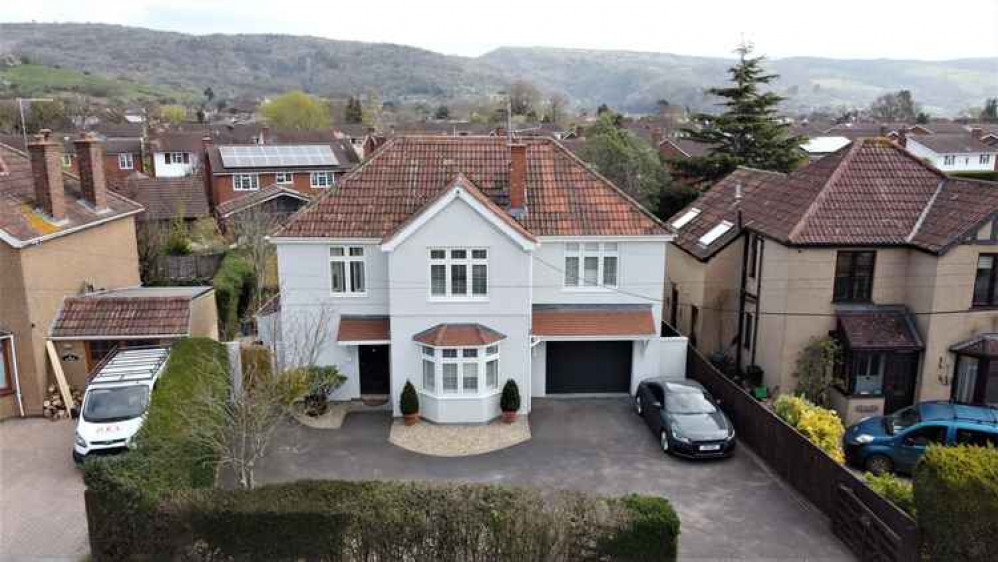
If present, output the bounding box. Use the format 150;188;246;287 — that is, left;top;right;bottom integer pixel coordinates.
310;171;334;188
117;153;134;170
564;242;618;288
973;254;998;307
275;172;294;185
165;152;190;165
233;174;260;191
330;246;366;295
833;251;875;303
60;154;73;168
943;155;956;166
981;154;992;165
429;248;488;298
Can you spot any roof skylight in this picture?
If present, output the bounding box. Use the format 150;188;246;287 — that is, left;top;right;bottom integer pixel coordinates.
698;220;734;246
670;208;701;230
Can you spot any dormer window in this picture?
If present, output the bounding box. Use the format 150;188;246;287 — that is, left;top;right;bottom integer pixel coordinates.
698;221;733;246
671;208;701;230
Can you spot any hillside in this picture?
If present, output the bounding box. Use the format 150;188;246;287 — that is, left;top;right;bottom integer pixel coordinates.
1;23;994;116
0;63;192;102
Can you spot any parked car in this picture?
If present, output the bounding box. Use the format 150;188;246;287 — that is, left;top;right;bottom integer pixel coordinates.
843;401;998;475
634;378;736;458
73;347;171;463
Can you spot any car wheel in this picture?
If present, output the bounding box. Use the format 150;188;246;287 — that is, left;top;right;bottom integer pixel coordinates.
660;430;669;453
634;395;643;415
865;454;893;475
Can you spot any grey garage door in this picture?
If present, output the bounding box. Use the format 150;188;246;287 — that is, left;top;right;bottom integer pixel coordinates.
546;341;632;393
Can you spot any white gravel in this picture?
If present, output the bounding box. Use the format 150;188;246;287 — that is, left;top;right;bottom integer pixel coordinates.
389;416;531;457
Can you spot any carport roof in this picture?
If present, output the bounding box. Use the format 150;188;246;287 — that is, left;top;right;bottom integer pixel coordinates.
531;304;656;337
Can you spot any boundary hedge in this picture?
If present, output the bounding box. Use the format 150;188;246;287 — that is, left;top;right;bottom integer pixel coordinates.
212;252;255;339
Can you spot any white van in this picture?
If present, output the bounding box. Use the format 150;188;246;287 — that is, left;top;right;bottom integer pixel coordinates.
73;346;170;463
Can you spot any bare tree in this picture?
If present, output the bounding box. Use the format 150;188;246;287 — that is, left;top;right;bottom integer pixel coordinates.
545;93;568;125
508;80;541;117
227;207;284;311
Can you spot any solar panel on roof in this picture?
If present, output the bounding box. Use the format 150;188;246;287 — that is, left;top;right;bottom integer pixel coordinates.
219;145;338;168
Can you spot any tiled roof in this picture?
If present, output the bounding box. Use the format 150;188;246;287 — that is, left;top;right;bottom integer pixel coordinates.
0;142;143;246
907;134;997;155
337;316;390;342
215;184;311;218
50;295;192;338
150;131;205;153
662;138;713;158
113;173;210;221
669;138;998;260
206;140;358;175
412;323;506;347
837;307;923;351
532;304;656;337
950;333;998;358
276;136;669;239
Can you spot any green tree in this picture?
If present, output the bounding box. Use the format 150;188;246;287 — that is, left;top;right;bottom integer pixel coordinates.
159;105;187;125
869;89;919;123
24;100;68;132
344;96;363;124
981;98;998;123
433;104;450;120
673;43;806;184
261;90;331;130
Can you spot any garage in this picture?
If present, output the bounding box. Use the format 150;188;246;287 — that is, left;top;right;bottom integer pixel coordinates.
546;341;633;393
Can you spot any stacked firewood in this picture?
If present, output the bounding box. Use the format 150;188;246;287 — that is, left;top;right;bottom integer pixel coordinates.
42;385;83;420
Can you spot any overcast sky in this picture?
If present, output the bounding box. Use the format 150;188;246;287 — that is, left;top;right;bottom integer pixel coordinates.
6;0;998;60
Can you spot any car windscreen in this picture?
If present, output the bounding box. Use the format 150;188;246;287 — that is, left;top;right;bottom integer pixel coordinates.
665;392;717;415
83;386;150;423
885;406;921;435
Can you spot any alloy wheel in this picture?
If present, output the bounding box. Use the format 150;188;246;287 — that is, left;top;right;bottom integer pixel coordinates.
660;430;669;453
635;396;643;415
866;455;893;475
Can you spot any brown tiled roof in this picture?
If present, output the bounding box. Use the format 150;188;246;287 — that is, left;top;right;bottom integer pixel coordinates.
50;296;191;338
337;316;390;342
662;138;713;158
412;323;506;347
837;307;923;351
206;141;358;176
669;138;998;260
907;133;997;155
950;334;998;358
215;184;311;218
113;173;210;221
150;132;205;153
532;304;656;337
0;142;143;246
276;136;668;239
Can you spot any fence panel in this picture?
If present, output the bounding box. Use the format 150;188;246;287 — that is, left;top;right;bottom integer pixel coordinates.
154;253;224;282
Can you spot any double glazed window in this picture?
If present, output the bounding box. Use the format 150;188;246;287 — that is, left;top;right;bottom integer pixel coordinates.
233;174;260;191
833;251;875;302
564;242;618;288
275;172;294;185
973;254;998;307
310;171;334;188
118;153;134;170
429;249;488;298
165;152;190;165
852;352;885;395
330;246;366;295
0;336;12;393
943;155;956;166
421;344;499;395
981;154;993;166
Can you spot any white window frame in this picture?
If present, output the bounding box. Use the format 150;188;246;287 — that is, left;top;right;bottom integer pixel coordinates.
117;153;134;170
428;248;489;300
310;171;334;188
165;152;189;165
419;343;500;396
60;154;73;168
329;245;367;296
943;155;956;166
275;171;294;185
563;242;619;289
981;154;992;165
233;173;260;191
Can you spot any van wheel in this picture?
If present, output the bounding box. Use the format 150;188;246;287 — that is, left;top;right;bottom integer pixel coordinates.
865;454;893;475
634;396;643;415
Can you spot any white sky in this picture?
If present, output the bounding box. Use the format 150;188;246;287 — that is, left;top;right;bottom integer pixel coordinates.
6;0;998;60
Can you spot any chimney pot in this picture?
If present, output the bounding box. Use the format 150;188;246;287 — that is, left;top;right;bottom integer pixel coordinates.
971;127;983;140
73;134;109;211
509;143;527;214
27;133;67;220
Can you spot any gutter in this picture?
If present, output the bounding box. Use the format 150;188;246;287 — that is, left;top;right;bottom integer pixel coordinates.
1;208;144;249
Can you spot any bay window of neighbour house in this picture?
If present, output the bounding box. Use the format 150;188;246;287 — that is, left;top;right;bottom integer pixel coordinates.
429;249;488;298
420;344;500;395
564;242;618;288
943;155;956;166
310;171;333;188
233;174;260;191
973;254;998;307
275;172;294;185
833;251;875;302
981;154;992;166
330;246;366;295
118;153;134;170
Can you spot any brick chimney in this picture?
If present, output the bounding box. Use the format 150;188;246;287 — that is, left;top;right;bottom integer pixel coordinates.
509;143;527;217
27;129;67;221
971;127;984;141
73;132;109;211
202;136;216;207
259;126;270;145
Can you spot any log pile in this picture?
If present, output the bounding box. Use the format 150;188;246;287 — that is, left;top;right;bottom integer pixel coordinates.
43;384;82;420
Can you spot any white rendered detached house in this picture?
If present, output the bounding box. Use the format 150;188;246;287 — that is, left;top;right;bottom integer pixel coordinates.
269;136;687;423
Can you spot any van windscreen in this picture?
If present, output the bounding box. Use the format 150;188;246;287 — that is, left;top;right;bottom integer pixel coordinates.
83;386;150;423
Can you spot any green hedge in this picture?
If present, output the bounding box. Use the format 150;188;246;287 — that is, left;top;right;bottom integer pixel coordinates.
87;479;678;561
864;472;915;517
213;252;256;339
914;445;998;561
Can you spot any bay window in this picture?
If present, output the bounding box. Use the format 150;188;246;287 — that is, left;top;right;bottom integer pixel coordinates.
429;248;488;298
330;246;366;295
420;344;500;395
564;242;618;288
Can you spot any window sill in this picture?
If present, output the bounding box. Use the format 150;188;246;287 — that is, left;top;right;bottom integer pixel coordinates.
969;305;998;311
330;292;368;298
562;286;616;293
419;389;502;401
0;389;14;397
427;297;490;303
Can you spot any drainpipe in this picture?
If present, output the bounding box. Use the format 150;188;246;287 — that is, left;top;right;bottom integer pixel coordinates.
3;335;24;416
734;184;747;376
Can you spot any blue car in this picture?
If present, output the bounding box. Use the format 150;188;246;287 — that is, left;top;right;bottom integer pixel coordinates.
843;401;998;475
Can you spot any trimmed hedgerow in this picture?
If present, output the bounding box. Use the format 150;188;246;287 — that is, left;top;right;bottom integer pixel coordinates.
914;445;998;561
864;472;915;517
212;252;255;339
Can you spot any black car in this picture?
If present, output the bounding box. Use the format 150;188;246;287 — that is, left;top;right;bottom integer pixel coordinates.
634;378;736;458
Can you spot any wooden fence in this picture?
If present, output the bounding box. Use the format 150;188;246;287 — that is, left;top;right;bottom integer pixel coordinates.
687;348;919;562
153;253;223;283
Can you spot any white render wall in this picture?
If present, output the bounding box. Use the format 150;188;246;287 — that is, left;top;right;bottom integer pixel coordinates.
906;139;997;173
152;151;198;177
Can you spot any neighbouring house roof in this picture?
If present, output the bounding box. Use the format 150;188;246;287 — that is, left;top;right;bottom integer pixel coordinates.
800;136;851;155
215;184;311;219
531;304;657;337
206;141;358;175
103;138;143;155
49;286;212;339
412;323;506;347
112;173;210;221
337;316;390;343
661;137;713;158
275;136;669;240
950;333;998;358
907;134;998;155
669;138;998;260
0;142;144;248
0;133;140;155
836;307;923;351
88;123;145;139
149;132;205;154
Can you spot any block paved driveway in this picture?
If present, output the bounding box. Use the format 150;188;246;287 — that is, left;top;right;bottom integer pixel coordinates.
258;397;856;561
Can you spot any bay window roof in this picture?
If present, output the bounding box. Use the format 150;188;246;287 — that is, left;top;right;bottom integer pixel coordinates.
413;323;506;347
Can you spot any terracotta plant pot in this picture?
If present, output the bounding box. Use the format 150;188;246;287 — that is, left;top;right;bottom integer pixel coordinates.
501;410;517;424
403;413;419;426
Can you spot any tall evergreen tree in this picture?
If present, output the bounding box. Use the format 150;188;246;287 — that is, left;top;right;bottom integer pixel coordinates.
673;44;805;184
344;96;363;124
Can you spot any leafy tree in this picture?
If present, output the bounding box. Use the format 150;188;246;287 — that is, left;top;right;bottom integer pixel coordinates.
344;96;363;124
0;101;18;132
508;80;540;116
868;89;919;123
982;98;998;123
433;104;450;120
916;111;930;124
792;336;841;407
24;100;68;132
159;105;187;125
203;87;215;104
261;90;331;130
673;43;805;184
360;90;383;128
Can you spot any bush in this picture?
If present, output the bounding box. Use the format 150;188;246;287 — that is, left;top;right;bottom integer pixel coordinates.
864;472;915;517
792;336;840;407
914;445;998;561
501;379;521;412
773;394;845;463
400;380;419;415
213;252;256;339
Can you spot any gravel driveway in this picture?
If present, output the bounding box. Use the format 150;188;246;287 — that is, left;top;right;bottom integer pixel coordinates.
258;397;856;561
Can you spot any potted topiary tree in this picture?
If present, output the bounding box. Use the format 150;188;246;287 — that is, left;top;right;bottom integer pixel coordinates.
400;380;420;426
500;379;520;423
